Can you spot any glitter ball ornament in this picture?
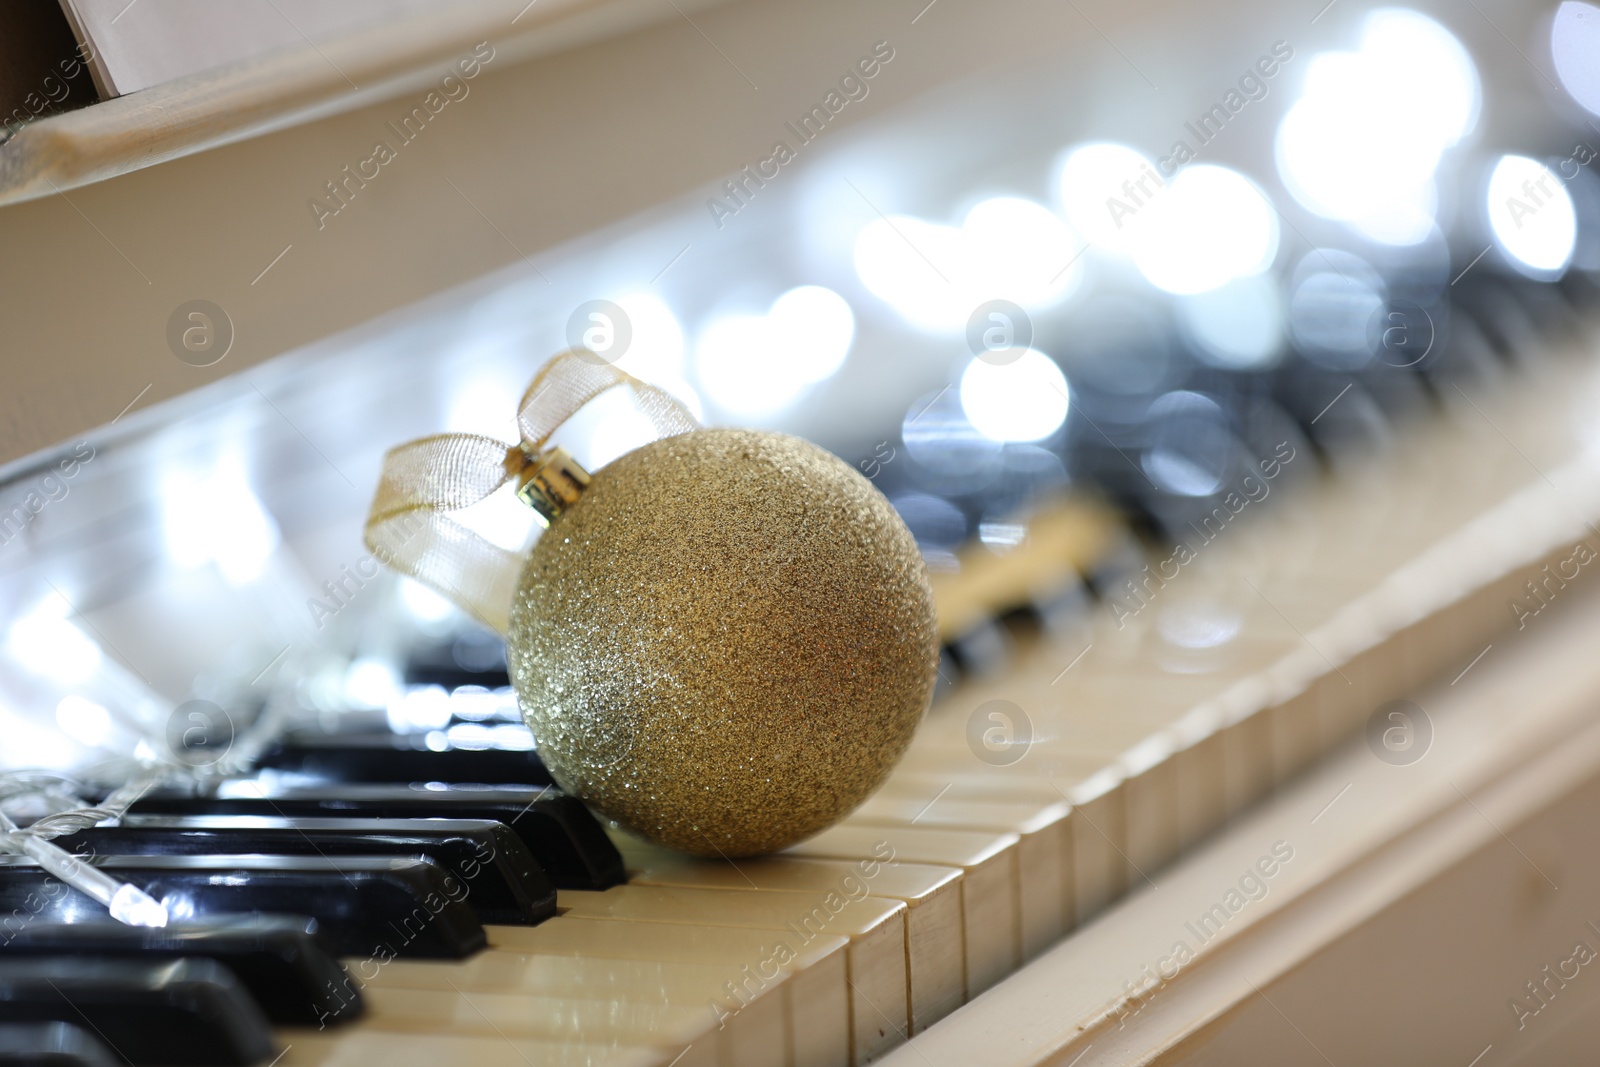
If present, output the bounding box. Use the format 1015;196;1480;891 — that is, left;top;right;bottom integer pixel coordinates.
365;354;940;858
507;428;938;857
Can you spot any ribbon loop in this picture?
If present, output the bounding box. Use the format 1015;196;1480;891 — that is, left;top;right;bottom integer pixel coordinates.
363;351;699;633
514;351;699;450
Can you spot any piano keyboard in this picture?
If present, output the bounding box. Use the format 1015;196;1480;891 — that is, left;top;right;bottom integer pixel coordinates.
4;273;1591;1067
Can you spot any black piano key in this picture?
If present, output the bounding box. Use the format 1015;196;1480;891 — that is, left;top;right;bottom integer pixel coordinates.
0;915;358;1026
0;854;486;958
0;1023;119;1067
255;734;554;786
943;619;1013;678
404;633;510;689
132;783;625;890
0;958;274;1067
88;815;556;925
1456;277;1544;363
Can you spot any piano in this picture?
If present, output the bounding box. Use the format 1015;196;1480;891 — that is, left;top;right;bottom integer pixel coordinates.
1;0;1598;1063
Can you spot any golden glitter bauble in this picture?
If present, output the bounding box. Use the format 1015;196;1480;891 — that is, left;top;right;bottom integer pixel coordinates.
506;428;939;857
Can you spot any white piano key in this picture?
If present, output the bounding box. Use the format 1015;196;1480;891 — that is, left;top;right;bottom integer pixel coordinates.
354;985;717;1063
1169;710;1229;850
558;885;909;1064
621;848;965;1035
873;751;1129;928
1117;732;1182;881
280;1029;673;1067
875;773;1085;942
1062;768;1128;925
847;793;1071;961
784;823;1021;998
488;917;850;1067
361;951;784;1067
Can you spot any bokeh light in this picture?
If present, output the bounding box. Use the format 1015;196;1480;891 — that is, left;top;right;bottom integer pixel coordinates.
8;600;102;686
399;577;455;624
891;492;969;551
54;695;113;748
769;285;856;384
1277;9;1479;244
900;387;1002;491
1487;155;1577;276
161;459;281;585
854;215;963;330
609;291;687;383
959;350;1070;442
1177;274;1285;369
1553;2;1600;117
1130;166;1279;294
694;286;856;416
1057;142;1161;257
1141;391;1238;497
962;197;1084;307
1290;264;1386;371
854;197;1081;330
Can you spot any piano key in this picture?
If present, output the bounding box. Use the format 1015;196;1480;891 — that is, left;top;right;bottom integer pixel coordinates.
848;794;1071;960
784;824;1022;998
868;745;1129;926
402;640;511;690
618;846;965;1032
1457;278;1545;361
488;915;852;1067
0;1023;118;1067
1113;732;1184;882
0;854;485;958
255;733;553;786
361;951;786;1067
131;783;625;890
0;957;274;1067
888;743;1106;783
0;914;357;1026
913;654;1268;883
1168;714;1231;850
351;985;720;1065
279;1029;672;1067
101;815;555;925
901;713;1142;770
559;884;910;1062
872;769;1130;926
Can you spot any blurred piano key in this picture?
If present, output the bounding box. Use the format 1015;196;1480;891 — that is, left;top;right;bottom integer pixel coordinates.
278;1029;672;1067
401;631;510;690
349;985;724;1065
0;1023;119;1067
558;884;910;1062
0;914;358;1026
361;952;789;1066
489;915;852;1067
130;782;625;890
847;793;1073;961
0;957;274;1066
785;824;1021;998
83;815;556;925
255;731;552;786
611;839;965;1034
0;854;485;958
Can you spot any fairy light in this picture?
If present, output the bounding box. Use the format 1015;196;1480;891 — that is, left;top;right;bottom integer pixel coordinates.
0;811;167;927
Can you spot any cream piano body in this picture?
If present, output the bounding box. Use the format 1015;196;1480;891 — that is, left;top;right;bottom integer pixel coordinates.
0;0;1598;1064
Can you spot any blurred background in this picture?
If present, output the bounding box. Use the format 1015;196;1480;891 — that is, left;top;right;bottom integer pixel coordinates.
0;0;1595;778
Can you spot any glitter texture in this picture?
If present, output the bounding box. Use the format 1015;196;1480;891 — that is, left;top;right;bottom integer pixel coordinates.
507;429;938;857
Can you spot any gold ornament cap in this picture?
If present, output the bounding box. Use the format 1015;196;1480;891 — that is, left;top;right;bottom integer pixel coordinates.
514;446;591;524
362;351;697;633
